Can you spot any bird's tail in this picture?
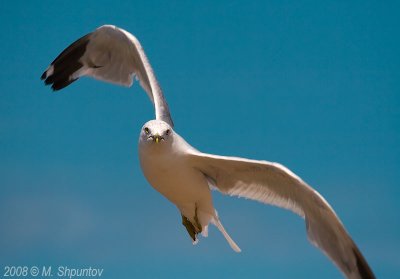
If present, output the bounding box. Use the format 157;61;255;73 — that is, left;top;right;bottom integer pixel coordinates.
212;215;241;252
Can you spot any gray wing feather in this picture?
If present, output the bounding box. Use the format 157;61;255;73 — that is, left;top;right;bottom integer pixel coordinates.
189;151;374;279
41;25;173;127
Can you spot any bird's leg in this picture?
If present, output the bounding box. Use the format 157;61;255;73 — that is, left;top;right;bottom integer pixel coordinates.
193;204;202;233
181;203;202;242
181;215;196;242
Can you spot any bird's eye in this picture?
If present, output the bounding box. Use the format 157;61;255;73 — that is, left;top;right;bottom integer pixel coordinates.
166;129;171;135
144;127;150;134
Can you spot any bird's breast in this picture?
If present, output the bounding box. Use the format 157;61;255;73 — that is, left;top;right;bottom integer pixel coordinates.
138;144;211;206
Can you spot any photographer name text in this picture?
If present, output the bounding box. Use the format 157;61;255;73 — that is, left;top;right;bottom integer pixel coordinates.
3;266;103;278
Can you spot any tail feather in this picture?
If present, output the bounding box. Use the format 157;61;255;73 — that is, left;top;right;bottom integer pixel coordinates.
212;217;241;252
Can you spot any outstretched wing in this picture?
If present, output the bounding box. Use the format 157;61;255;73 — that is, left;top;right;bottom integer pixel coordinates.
188;151;374;279
41;25;173;127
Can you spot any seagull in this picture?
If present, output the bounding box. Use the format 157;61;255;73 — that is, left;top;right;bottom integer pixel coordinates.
41;25;375;279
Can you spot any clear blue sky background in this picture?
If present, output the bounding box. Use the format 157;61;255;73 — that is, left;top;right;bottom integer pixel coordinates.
1;1;399;278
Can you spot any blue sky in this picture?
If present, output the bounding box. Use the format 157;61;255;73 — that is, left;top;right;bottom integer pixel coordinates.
1;1;399;278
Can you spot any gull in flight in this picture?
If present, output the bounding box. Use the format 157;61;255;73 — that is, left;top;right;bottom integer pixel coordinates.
41;25;375;279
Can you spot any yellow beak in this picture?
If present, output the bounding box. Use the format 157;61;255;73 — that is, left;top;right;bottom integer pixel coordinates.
153;134;162;144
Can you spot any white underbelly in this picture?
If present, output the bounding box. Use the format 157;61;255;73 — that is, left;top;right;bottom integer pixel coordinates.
139;150;213;211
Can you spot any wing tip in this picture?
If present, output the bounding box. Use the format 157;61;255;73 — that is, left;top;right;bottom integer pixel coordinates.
41;33;90;92
40;71;47;80
353;246;375;279
41;70;76;92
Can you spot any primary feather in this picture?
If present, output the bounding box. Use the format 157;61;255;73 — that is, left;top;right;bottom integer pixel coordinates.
41;25;173;127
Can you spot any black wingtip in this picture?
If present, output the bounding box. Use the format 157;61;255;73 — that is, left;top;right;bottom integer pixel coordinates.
41;33;91;91
40;70;47;80
353;247;375;279
44;77;52;85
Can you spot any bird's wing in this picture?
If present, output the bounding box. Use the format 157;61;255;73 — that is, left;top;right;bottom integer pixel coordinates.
188;151;374;279
41;25;173;127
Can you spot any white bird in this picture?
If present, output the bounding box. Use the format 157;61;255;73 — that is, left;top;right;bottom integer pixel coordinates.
41;25;375;279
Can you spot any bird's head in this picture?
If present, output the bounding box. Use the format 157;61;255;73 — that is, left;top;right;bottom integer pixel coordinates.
139;120;173;146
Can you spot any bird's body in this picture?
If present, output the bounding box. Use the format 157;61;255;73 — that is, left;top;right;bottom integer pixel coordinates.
139;127;214;230
138;120;240;250
41;24;375;278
